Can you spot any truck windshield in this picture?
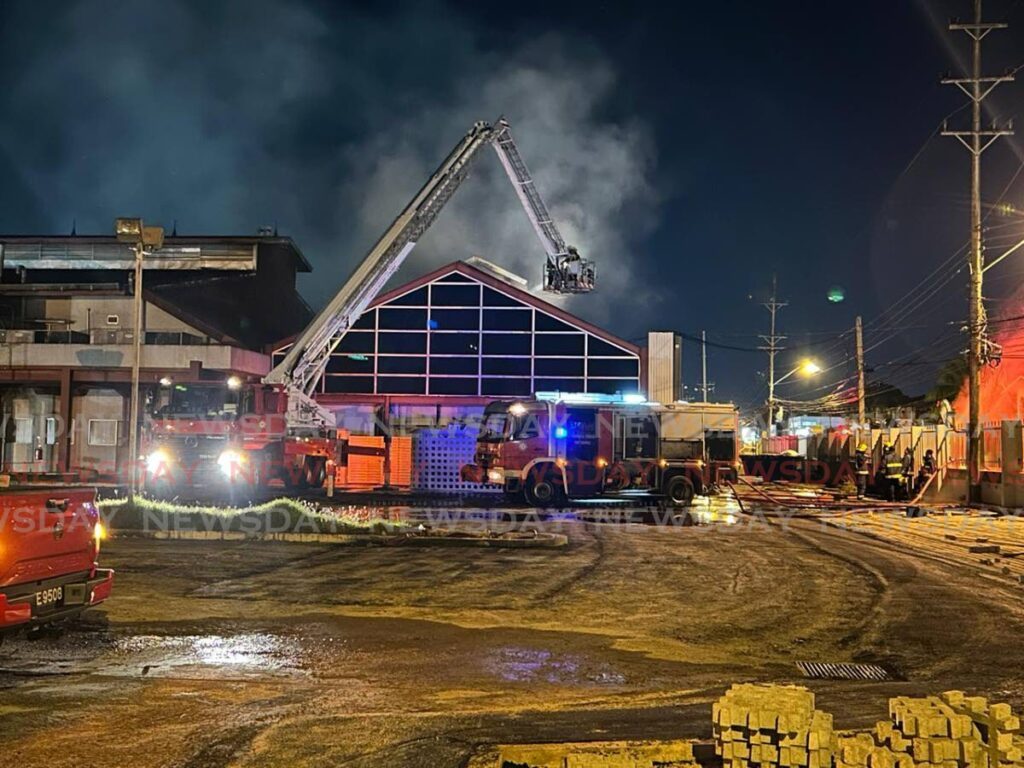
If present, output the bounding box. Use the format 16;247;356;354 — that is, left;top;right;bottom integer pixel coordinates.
153;385;238;420
479;410;509;442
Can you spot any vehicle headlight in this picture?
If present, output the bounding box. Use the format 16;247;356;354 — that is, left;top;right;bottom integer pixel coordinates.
487;468;504;484
217;450;246;476
145;449;172;472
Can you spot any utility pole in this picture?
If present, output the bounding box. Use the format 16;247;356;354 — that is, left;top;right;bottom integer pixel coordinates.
942;0;1013;503
701;330;709;401
759;275;787;435
855;316;866;428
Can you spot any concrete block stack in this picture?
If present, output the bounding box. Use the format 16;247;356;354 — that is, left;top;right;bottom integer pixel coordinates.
836;692;1024;768
713;684;837;768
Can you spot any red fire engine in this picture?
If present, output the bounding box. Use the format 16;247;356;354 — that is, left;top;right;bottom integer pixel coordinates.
0;484;113;634
461;395;740;507
141;379;344;493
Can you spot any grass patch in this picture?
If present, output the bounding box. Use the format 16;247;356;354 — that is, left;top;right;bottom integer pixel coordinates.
97;496;409;536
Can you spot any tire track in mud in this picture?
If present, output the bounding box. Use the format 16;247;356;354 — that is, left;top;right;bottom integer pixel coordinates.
776;519;892;653
532;524;606;602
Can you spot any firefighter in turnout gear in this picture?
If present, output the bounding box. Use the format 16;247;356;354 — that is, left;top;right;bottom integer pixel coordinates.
900;447;914;500
854;442;871;499
881;441;902;501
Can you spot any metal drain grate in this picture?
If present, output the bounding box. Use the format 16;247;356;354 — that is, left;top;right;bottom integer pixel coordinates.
797;661;893;681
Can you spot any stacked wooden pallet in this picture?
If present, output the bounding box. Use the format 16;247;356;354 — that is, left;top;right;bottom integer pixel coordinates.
713;684;836;768
837;692;1024;768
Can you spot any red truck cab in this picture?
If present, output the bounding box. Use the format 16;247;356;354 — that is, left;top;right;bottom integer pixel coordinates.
0;484;113;633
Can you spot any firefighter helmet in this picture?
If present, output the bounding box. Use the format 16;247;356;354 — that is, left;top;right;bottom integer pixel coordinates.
857;443;868;452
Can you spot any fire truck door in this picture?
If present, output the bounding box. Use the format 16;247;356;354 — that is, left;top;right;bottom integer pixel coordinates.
565;407;602;493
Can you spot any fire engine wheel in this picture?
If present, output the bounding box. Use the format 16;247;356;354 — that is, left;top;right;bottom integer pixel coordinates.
664;474;695;507
524;472;563;508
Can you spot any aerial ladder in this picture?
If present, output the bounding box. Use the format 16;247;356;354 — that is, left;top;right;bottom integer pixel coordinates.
265;117;596;430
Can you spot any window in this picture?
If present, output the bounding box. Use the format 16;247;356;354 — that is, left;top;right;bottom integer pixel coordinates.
46;417;57;446
512;408;546;439
87;419;118;447
429;377;479;396
351;309;376;330
483;309;531;331
378;332;426;354
14;418;33;444
535;378;585;392
534;333;584;356
335;332;375;354
323;376;374;394
377;376;426;395
482;357;531;376
386;287;428;306
430;283;480;306
430;309;479;331
535;312;574;332
482;333;531;356
327;354;374;374
587;358;639;378
535;358;584;377
587;337;633;357
482;287;523;307
482;378;532;396
436;272;474;283
378;308;428;330
431;357;479;376
430;333;478;355
376;356;426;375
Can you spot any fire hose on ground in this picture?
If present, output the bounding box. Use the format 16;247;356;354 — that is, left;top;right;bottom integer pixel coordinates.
726;467;943;516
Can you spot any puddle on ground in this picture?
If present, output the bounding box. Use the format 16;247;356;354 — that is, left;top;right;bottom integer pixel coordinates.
101;632;303;678
0;631;306;680
485;646;626;686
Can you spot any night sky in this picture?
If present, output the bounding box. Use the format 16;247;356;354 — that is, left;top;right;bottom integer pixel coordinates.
2;0;1023;411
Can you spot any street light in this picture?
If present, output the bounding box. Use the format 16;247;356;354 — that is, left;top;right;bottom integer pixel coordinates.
767;358;822;434
774;358;822;386
116;218;164;497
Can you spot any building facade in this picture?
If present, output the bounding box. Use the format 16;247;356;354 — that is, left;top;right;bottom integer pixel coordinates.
275;259;646;425
272;259;651;492
0;234;311;475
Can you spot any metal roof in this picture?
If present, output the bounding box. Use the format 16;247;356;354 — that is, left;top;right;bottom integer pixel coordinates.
0;234;311;273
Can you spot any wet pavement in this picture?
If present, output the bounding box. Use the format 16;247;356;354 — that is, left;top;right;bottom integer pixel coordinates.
2;499;1024;767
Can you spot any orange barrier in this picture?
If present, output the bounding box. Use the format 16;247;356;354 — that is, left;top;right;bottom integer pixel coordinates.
343;436;385;488
389;436;412;488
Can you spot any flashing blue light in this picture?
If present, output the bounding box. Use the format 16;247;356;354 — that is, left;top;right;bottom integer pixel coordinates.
554;426;568;439
427;319;439;330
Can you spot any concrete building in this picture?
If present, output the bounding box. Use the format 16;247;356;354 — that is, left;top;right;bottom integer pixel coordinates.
0;234;311;474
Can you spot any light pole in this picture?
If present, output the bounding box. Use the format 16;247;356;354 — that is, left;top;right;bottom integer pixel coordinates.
767;359;821;434
115;218;164;496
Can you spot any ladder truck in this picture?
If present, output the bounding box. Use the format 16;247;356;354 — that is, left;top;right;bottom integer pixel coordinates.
142;118;594;494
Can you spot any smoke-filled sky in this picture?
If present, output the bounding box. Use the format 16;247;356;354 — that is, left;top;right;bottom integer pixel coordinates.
2;0;1024;411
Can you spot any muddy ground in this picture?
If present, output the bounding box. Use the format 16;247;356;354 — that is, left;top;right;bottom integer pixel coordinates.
2;504;1024;767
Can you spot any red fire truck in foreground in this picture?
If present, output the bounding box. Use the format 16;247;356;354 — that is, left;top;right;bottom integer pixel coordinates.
462;395;740;507
0;484;113;634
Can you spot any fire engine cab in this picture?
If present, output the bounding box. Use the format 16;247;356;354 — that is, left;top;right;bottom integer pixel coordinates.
462;394;740;507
